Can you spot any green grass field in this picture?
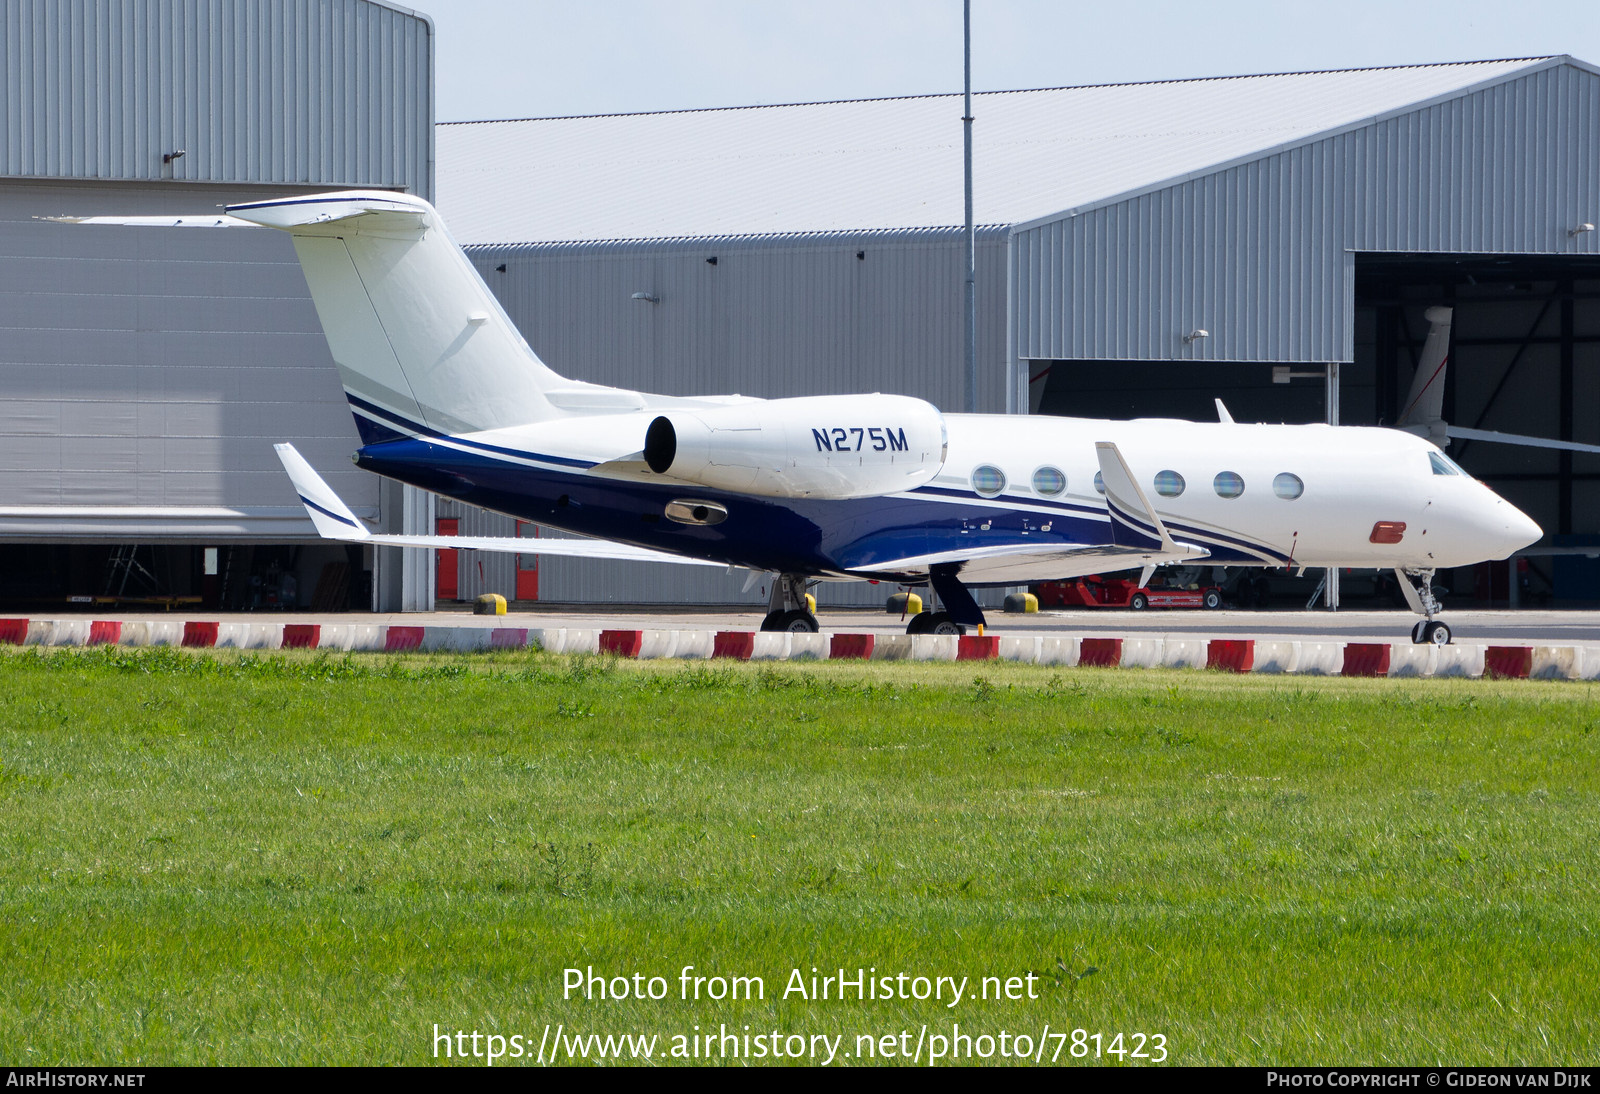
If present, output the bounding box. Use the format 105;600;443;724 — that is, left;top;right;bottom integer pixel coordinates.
1;645;1597;1066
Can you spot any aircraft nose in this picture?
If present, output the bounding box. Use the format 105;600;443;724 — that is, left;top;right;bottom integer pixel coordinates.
1482;496;1542;558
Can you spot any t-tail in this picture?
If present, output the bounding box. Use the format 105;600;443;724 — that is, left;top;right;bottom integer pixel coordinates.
1397;305;1452;448
224;191;616;443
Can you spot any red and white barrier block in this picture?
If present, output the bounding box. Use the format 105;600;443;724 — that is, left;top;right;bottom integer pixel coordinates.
0;617;1591;683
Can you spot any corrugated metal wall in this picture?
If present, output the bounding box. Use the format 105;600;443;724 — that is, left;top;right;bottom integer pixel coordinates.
436;228;1009;605
0;178;376;539
0;0;431;553
0;0;433;199
1012;60;1600;367
470;228;1009;411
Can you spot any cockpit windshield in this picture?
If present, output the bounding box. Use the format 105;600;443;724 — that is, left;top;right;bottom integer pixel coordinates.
1429;450;1465;477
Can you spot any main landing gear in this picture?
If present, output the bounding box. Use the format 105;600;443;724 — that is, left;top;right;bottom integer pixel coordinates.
1396;568;1453;646
906;610;964;636
760;574;820;633
903;565;987;636
758;567;990;638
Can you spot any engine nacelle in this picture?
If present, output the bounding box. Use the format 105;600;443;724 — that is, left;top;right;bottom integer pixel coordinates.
642;394;946;499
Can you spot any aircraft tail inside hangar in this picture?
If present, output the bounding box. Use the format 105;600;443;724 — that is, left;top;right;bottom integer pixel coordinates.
1015;56;1600;606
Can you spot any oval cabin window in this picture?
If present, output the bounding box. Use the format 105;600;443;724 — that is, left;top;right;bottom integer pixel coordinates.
971;465;1006;497
1273;472;1305;500
1153;470;1185;498
1214;471;1245;499
1032;466;1066;496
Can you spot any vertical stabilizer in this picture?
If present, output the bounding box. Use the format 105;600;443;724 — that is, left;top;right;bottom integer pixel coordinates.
227;192;576;439
1398;305;1452;448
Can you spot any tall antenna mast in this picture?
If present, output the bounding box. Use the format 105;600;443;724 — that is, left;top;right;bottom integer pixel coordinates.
962;0;977;414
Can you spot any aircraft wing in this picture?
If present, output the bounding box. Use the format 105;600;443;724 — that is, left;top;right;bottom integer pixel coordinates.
851;541;1208;585
851;442;1210;584
274;443;725;568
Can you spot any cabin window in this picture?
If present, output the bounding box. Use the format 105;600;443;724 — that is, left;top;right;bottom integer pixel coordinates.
1273;472;1304;500
1429;451;1462;476
1153;470;1185;497
1213;471;1245;499
971;465;1006;497
1093;471;1105;494
1032;466;1066;496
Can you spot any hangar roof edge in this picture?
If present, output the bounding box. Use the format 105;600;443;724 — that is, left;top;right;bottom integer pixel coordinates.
437;57;1572;245
1009;55;1595;235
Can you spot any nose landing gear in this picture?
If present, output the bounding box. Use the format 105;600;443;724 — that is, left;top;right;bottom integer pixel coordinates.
1410;618;1453;646
1396;567;1452;645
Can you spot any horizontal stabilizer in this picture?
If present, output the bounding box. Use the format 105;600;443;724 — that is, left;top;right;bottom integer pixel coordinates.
38;214;261;228
274;443;724;567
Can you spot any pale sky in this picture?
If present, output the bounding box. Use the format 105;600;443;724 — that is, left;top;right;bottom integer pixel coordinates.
426;0;1600;122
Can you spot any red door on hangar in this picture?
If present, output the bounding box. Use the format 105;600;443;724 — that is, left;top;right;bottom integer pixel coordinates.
515;521;539;601
436;518;460;600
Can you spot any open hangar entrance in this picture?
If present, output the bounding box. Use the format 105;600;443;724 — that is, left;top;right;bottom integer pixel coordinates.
1028;251;1600;609
1356;252;1600;606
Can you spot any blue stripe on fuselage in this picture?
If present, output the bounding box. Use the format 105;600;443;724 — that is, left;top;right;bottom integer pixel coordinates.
352;437;1275;579
344;392;597;470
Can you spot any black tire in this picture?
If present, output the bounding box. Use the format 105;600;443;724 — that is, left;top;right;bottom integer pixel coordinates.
781;610;820;634
906;611;933;635
926;612;964;636
1129;592;1149;611
1425;620;1452;647
1411;620;1431;645
759;611;787;632
1203;589;1222;610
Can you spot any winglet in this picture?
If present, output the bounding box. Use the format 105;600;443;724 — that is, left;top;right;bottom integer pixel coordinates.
1095;442;1173;551
274;443;369;540
1094;442;1208;570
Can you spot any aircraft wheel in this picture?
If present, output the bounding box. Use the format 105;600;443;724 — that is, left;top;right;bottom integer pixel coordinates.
926;612;965;636
906;611;933;635
1129;592;1149;611
1411;620;1430;645
777;610;820;633
762;610;817;633
1425;620;1452;647
1203;589;1222;610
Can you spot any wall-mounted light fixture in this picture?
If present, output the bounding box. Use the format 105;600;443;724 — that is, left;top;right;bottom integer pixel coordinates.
1570;222;1596;237
1183;329;1210;344
631;291;659;304
705;256;717;265
494;264;507;272
162;149;186;164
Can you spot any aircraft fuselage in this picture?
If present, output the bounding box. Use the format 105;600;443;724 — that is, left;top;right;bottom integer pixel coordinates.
355;412;1540;586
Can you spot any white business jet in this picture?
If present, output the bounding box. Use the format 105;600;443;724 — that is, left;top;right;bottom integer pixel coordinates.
53;192;1541;644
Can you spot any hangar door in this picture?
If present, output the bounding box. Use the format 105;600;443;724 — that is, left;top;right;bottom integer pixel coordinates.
0;179;376;542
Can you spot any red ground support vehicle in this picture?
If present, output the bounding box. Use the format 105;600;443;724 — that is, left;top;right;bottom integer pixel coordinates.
1035;573;1224;611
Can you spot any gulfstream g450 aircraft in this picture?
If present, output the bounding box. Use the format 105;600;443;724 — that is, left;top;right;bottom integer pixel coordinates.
55;191;1541;644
